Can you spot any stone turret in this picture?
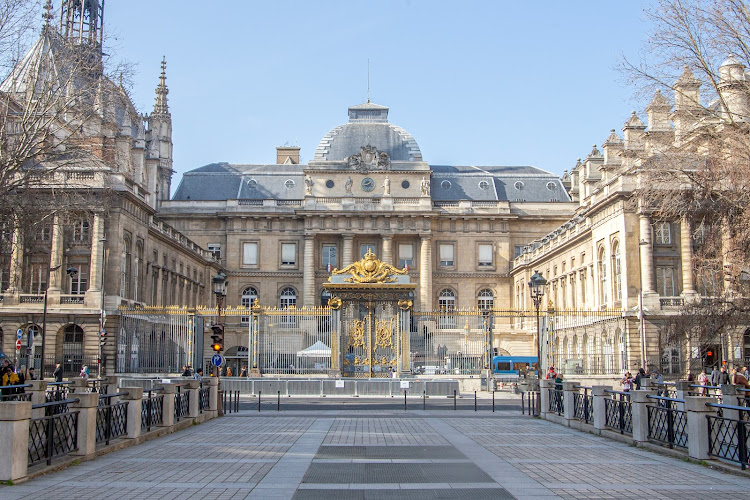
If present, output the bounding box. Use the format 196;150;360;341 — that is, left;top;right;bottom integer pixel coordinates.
145;58;173;210
717;54;749;123
672;66;702;142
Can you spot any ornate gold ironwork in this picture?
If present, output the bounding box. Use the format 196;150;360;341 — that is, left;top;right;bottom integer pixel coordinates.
328;296;342;310
332;250;408;284
397;299;412;311
348;319;365;348
375;317;394;348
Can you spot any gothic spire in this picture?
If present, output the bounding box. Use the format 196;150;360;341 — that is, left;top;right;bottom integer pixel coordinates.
60;0;104;46
153;56;170;116
42;0;54;29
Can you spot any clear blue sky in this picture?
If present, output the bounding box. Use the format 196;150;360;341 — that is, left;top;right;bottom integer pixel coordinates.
103;0;652;191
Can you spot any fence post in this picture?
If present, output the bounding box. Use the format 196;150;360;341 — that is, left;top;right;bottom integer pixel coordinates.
121;388;143;439
540;379;553;417
27;380;48;419
70;377;89;394
155;384;176;428
103;376;120;400
207;377;219;417
70;392;99;457
592;386;609;432
0;401;31;481
684;395;717;460
630;390;651;443
674;380;690;411
562;381;578;424
184;380;200;418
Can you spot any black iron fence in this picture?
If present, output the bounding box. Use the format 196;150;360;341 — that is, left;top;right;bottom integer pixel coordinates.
45;382;72;405
707;403;750;470
95;394;128;445
647;395;688;449
604;390;632;435
0;384;32;401
573;386;593;423
198;384;209;413
548;388;563;415
28;399;79;467
141;391;164;432
174;387;189;422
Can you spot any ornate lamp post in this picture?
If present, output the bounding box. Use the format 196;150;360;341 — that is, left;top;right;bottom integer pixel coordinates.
528;270;547;413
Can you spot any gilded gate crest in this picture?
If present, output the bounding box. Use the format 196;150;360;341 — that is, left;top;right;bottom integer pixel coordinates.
331;250;408;284
375;318;394;348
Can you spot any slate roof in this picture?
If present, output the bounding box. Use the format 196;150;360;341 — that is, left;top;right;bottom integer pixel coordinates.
172;162;569;202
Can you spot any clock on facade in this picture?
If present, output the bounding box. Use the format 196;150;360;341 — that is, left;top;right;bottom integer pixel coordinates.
361;177;375;192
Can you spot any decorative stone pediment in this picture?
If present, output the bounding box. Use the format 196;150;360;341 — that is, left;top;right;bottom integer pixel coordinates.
347;145;390;172
329;250;408;284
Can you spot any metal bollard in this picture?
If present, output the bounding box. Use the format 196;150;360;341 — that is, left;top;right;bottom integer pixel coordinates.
474;391;477;412
235;391;240;413
404;390;407;411
454;389;457;410
492;391;495;413
423;390;426;411
258;390;261;412
278;390;280;412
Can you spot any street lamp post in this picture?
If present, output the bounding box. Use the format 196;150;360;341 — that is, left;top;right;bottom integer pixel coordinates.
40;265;78;379
212;272;227;377
98;237;106;379
528;270;548;415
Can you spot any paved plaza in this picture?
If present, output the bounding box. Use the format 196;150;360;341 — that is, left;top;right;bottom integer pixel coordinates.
2;395;749;499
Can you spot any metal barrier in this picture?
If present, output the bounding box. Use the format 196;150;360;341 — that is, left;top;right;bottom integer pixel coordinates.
28;398;80;466
688;384;721;398
198;384;209;413
706;403;750;470
604;390;632;435
96;393;128;445
45;381;72;404
223;390;240;414
174;387;189;422
0;384;32;401
521;391;538;416
573;386;593;423
548;387;563;415
217;378;459;397
647;395;687;448
141;391;164;432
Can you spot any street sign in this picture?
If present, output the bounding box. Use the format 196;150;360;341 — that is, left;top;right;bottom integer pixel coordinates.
211;354;224;367
15;339;22;350
16;329;22;340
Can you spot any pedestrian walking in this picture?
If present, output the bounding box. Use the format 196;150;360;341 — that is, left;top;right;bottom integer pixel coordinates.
240;366;248;377
546;366;557;380
697;369;709;395
732;367;750;389
53;363;63;382
620;371;633;392
226;366;233;377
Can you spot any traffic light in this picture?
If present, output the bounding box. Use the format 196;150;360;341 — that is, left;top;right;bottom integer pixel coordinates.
210;324;224;352
99;328;106;347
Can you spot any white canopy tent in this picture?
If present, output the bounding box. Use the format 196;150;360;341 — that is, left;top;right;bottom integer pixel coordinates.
297;341;331;358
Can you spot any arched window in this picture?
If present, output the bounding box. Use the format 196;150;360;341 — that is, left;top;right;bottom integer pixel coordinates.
438;289;456;328
598;247;607;306
477;289;494;311
121;236;131;298
240;286;258;324
62;324;84;375
617;328;627;371
582;333;590;372
602;330;613;374
279;287;297;327
612;241;622;302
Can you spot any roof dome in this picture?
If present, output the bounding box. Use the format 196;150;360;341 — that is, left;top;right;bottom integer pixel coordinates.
312;102;423;162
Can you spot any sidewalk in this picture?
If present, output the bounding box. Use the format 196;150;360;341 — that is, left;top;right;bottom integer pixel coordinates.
1;404;748;499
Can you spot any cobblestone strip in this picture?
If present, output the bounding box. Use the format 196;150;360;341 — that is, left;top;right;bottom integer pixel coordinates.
247;417;334;499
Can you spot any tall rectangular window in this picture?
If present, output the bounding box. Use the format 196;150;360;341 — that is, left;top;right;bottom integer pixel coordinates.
70;264;89;294
655;222;671;245
281;243;297;266
478;244;493;267
398;244;413;268
439;244;454;267
360;243;376;258
29;263;48;294
514;245;524;258
207;243;221;259
656;266;675;296
243;242;258;266
322;244;337;268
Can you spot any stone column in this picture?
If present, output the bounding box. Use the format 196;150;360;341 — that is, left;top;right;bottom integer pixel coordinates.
592;385;609;432
155;383;175;427
207;377;219;417
185;379;200;418
70;392;100;457
719;384;741;422
342;235;354;267
28;380;48;419
122;387;143;439
88;213;105;293
381;235;393;265
674;380;690;411
639;215;655;293
419;234;432;310
0;401;31;481
680;217;696;296
303;235;315;307
562;381;578;424
630;390;651;443
48;214;64;292
685;395;718;460
540;379;553;417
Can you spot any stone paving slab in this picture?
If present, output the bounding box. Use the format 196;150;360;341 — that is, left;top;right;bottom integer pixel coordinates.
2;407;750;500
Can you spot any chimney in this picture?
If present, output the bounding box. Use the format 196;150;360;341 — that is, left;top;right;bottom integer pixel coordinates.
276;146;300;165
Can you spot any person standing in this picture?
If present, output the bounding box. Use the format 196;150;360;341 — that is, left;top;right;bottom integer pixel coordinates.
697;369;709;396
53;363;63;382
732;367;750;389
240;366;248;378
633;368;649;390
